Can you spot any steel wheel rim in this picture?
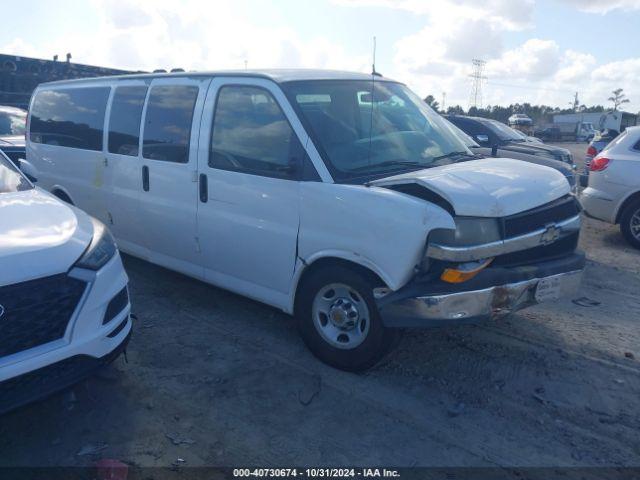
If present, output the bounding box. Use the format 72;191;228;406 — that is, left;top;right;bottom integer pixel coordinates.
311;283;371;350
631;208;640;241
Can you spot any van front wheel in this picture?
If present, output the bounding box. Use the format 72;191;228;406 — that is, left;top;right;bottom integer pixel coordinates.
296;265;395;371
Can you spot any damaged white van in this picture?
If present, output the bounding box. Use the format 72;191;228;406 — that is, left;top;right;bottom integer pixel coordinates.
0;151;131;414
25;70;584;370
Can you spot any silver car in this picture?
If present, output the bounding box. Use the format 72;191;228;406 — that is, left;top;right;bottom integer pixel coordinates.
580;126;640;248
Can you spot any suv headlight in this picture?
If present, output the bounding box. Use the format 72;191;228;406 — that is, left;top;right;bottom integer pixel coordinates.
429;217;501;246
75;218;117;270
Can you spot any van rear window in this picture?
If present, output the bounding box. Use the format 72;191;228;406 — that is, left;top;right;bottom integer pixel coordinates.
108;86;148;156
30;87;110;151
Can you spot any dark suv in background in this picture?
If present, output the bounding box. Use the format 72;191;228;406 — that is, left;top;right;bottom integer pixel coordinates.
0;106;27;165
447;115;575;167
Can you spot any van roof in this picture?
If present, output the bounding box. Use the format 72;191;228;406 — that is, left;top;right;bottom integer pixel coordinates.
39;69;398;87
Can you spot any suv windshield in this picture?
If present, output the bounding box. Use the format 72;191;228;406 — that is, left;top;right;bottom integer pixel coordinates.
283;80;472;181
0;107;27;136
0;152;31;193
485;119;524;142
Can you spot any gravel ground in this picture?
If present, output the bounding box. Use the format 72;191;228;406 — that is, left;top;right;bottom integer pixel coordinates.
1;143;639;471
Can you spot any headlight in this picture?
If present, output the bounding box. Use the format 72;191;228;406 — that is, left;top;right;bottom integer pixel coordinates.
75;218;117;270
429;217;501;247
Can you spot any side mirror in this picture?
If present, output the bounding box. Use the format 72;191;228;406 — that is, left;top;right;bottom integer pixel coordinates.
476;134;489;144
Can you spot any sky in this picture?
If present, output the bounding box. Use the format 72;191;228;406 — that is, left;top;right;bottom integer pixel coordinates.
2;0;640;112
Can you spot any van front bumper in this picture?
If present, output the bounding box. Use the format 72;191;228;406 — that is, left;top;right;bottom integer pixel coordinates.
377;252;585;328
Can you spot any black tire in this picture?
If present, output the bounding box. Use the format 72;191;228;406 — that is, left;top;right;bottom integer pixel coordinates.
296;265;396;372
620;199;640;250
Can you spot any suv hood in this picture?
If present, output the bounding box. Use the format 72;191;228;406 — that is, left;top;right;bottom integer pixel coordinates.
371;158;570;217
0;189;93;286
471;147;575;184
502;141;568;158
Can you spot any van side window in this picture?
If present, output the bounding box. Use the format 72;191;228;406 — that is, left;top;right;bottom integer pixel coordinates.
30;87;110;151
108;86;148;156
210;85;304;180
142;85;198;163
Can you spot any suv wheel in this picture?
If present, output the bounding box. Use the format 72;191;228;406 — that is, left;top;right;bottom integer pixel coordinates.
296;265;395;371
620;198;640;249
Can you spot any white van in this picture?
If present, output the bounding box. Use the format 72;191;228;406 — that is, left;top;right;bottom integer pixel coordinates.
0;151;130;414
24;70;584;371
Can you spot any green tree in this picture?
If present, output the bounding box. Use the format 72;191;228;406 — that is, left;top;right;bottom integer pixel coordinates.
423;95;440;112
446;105;465;115
608;88;630;111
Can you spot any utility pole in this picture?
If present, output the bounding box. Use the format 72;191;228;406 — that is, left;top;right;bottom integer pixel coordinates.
572;91;579;112
442;91;446;112
468;59;487;109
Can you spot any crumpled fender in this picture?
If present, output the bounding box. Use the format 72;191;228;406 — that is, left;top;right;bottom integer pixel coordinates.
295;182;455;293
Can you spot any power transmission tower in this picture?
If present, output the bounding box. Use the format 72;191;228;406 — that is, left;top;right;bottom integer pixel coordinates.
468;59;487;109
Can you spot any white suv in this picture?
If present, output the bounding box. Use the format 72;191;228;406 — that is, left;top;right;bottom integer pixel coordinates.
24;70;583;371
0;152;131;414
581;126;640;249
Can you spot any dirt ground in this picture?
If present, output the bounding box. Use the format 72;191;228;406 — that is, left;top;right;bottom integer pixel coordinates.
1;143;639;470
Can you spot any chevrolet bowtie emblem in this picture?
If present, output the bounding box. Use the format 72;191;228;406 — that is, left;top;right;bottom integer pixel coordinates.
540;224;561;245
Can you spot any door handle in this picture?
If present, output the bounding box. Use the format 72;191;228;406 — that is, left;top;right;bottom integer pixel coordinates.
142;165;150;192
199;173;208;203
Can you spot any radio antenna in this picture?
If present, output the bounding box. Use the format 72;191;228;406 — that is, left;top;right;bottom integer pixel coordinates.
371;36;377;75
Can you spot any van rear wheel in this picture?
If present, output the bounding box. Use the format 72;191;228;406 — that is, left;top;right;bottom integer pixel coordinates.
296;265;395;371
620;199;640;249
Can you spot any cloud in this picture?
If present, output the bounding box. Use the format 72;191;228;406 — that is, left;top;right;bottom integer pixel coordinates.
1;38;40;59
486;39;561;80
557;0;640;14
2;0;639;112
591;58;640;83
41;0;369;73
555;50;597;83
332;0;535;29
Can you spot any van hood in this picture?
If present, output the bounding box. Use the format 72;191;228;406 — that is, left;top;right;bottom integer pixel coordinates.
0;189;93;286
371;158;570;217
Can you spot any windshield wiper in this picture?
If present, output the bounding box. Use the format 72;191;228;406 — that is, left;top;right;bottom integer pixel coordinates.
432;151;476;162
350;160;424;172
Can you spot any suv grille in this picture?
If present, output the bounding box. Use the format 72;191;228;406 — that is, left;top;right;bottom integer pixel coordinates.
501;195;580;239
0;274;86;358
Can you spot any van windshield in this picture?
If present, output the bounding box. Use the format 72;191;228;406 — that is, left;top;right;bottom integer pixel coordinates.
0;152;31;194
283;80;472;181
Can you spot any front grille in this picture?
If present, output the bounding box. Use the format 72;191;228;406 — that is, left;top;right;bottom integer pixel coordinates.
492;231;579;267
0;274;86;358
502;195;580;238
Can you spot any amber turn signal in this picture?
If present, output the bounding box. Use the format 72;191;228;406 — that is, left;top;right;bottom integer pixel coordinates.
441;258;493;284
